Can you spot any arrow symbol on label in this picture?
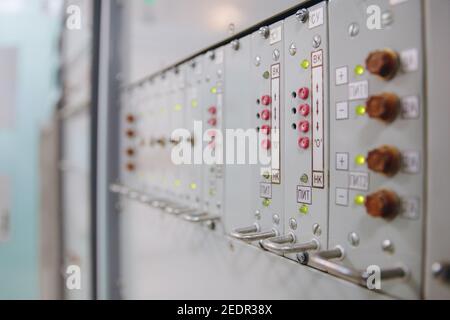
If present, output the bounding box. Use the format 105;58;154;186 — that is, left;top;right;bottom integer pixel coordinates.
316;83;319;92
316;100;319;115
316;122;319;131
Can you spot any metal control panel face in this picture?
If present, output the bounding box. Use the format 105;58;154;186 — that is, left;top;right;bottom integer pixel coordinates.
283;1;329;259
201;50;225;218
328;0;425;299
114;0;450;300
250;21;285;240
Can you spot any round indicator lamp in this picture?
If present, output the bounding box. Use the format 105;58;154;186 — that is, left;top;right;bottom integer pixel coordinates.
355;64;365;76
355;154;366;166
301;59;310;69
354;195;366;206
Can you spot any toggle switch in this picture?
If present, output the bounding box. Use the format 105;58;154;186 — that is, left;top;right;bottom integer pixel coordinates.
367;145;402;177
298;137;310;149
208;118;217;126
261;125;271;135
365;49;400;80
366;93;400;123
208;106;217;114
299;104;310;117
261;109;271;121
365;189;400;219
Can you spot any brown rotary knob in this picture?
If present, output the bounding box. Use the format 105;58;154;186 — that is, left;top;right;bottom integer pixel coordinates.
126;114;135;123
126;129;135;138
126;163;135;172
365;49;400;80
366;93;400;123
365;189;400;219
367;145;402;177
126;148;135;157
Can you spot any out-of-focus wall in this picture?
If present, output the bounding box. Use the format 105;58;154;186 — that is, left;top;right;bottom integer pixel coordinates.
0;0;62;299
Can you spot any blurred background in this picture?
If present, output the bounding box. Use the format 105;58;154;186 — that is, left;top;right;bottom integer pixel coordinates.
0;0;300;300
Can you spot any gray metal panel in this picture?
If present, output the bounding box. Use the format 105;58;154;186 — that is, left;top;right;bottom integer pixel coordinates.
328;0;425;299
424;0;450;300
283;1;329;258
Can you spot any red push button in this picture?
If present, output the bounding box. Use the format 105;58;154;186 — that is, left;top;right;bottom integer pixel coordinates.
261;125;271;135
261;95;272;106
298;87;310;100
298;137;310;149
299;121;310;133
261;109;271;121
208;118;217;126
299;104;310;117
262;139;271;150
208;106;217;114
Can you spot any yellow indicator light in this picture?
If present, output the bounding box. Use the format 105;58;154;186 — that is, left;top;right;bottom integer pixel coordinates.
191;99;198;108
174;104;182;111
355;65;365;76
354;195;366;206
356;105;366;116
299;205;309;215
301;59;310;69
174;180;181;187
262;198;272;207
355;155;366;166
210;87;217;94
190;183;197;190
263;71;270;79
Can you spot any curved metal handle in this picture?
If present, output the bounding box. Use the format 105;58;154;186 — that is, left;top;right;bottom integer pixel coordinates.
308;250;408;286
165;206;197;215
229;225;277;242
261;234;319;254
182;212;220;223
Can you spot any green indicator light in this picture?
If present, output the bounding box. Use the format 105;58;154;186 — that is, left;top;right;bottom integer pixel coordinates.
262;198;272;207
262;171;271;180
174;104;182;111
300;174;309;184
210;87;217;94
190;183;197;190
191;99;198;108
299;205;309;215
356;105;366;116
354;195;366;206
355;155;366;166
209;188;216;196
263;71;270;79
301;59;310;69
174;180;181;187
355;65;365;76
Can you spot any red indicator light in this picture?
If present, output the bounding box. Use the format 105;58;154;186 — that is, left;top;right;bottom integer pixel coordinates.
262;139;271;150
299;121;310;133
299;104;310;117
298;137;310;149
261;95;272;106
261;109;271;121
298;87;310;100
261;125;271;135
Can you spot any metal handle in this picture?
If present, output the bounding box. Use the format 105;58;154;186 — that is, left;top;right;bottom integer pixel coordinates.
261;234;319;254
165;206;197;215
182;212;220;223
307;250;408;286
229;225;278;242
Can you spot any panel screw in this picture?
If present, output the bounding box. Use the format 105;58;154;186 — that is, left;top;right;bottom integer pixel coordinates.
312;223;322;236
207;50;215;61
382;11;394;28
312;35;322;48
296;8;309;23
381;239;395;253
297;252;309;265
348;232;360;247
254;56;261;67
348;22;360;38
289;218;298;230
259;26;270;39
289;43;297;56
255;210;261;220
273;214;280;225
231;39;240;51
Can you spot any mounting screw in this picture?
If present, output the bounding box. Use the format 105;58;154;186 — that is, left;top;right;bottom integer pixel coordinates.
297;252;309;265
312;223;322;236
231;39;240;51
289;218;298;230
289;43;297;56
296;9;309;23
259;26;270;39
312;35;322;48
348;232;360;247
348;22;360;38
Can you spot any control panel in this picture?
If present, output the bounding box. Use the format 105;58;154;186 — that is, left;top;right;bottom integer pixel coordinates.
112;0;450;299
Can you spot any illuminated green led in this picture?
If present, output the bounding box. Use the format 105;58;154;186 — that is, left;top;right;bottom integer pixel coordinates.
299;205;309;215
174;104;183;111
191;99;198;108
190;183;197;190
356;105;366;116
210;87;217;94
262;198;272;207
354;64;365;76
174;179;181;187
354;195;366;206
355;154;366;166
301;59;310;69
300;174;309;184
263;71;270;79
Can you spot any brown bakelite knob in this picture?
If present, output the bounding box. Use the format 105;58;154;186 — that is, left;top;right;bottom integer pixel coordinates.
126;129;135;138
126;163;135;172
365;189;400;219
126;148;135;157
367;145;402;177
366;93;400;123
365;49;399;80
126;114;135;123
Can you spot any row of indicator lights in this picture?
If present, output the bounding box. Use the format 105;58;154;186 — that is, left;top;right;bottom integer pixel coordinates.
125;114;136;172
